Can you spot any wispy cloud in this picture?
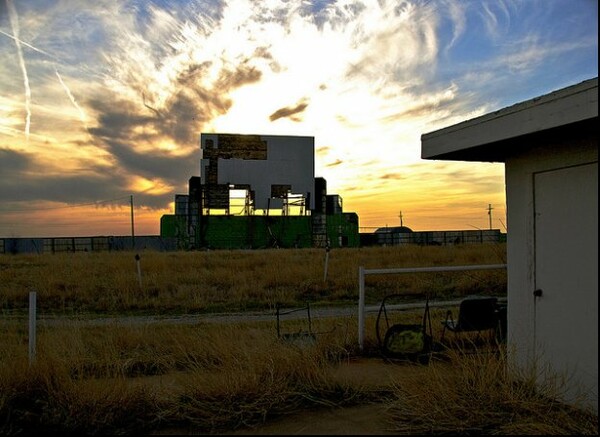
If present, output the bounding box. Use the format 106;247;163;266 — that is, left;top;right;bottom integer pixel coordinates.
479;0;514;40
55;69;88;130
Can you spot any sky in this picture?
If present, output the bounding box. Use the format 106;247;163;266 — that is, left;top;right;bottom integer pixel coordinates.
0;0;597;238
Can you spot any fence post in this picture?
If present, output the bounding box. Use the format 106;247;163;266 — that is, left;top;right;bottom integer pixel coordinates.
323;244;330;281
135;254;142;289
358;266;365;352
29;291;36;365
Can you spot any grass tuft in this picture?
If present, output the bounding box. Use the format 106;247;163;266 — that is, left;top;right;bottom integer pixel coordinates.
386;347;598;435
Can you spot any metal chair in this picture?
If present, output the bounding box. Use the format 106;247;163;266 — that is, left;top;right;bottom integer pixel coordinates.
440;296;499;343
275;302;316;344
375;293;433;363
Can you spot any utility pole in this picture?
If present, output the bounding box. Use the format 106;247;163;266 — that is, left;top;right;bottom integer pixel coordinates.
398;210;403;227
130;195;136;250
487;204;493;230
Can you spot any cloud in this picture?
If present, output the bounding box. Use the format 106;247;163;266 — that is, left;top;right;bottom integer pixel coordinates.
316;146;330;156
326;159;343;168
0;147;30;177
342;0;439;84
86;56;265;195
87;96;198;183
479;0;514;39
2;0;274;214
380;84;458;122
381;173;406;181
0;0;595;235
0;148;125;204
269;100;309;122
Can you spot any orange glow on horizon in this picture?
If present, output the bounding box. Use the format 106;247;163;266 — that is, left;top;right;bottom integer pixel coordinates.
0;0;592;239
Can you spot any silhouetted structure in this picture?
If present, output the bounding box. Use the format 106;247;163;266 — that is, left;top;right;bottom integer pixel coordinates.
160;133;359;249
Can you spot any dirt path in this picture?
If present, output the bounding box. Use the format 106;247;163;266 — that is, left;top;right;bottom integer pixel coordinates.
34;298;485;327
154;357;428;435
232;357;424;435
224;403;396;435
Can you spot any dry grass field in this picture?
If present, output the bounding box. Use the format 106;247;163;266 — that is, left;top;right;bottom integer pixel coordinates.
0;244;597;435
1;244;507;314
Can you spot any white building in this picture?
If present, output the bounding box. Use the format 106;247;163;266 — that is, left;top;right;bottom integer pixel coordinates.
421;77;598;412
200;133;315;211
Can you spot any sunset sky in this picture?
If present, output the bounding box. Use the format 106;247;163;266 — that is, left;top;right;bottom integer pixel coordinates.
0;0;597;238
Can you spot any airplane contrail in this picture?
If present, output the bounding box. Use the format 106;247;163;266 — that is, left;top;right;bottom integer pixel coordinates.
56;69;89;130
0;28;59;61
6;0;31;140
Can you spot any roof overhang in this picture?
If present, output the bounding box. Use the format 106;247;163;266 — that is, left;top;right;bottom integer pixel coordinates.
421;77;598;163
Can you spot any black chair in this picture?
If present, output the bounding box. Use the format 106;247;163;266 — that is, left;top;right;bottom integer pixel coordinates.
440;296;499;343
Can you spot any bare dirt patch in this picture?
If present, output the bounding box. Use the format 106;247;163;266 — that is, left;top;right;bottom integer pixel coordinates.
153;357;430;435
224;403;395;435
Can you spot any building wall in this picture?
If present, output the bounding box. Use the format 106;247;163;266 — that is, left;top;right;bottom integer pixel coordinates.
199;215;313;249
200;134;315;210
160;215;190;250
160;213;360;250
326;213;359;248
505;135;597;411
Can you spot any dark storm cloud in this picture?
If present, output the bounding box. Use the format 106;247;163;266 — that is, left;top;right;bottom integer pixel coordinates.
90;60;263;151
88;98;155;141
269;100;309;122
123;61;236;145
0;148;127;204
0;148;30;176
91;61;262;152
98;136;196;181
83;61;265;209
95;62;262;147
0;146;180;210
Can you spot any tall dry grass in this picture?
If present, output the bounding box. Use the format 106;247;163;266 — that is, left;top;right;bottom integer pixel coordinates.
0;317;369;435
0;244;507;314
386;347;598;435
1;317;597;435
3;244;593;435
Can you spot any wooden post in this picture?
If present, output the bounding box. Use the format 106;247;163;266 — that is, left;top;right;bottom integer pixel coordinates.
323;244;330;281
130;195;136;250
135;254;142;289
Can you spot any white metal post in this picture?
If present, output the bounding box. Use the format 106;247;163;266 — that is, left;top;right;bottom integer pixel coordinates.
358;266;365;351
29;291;36;365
